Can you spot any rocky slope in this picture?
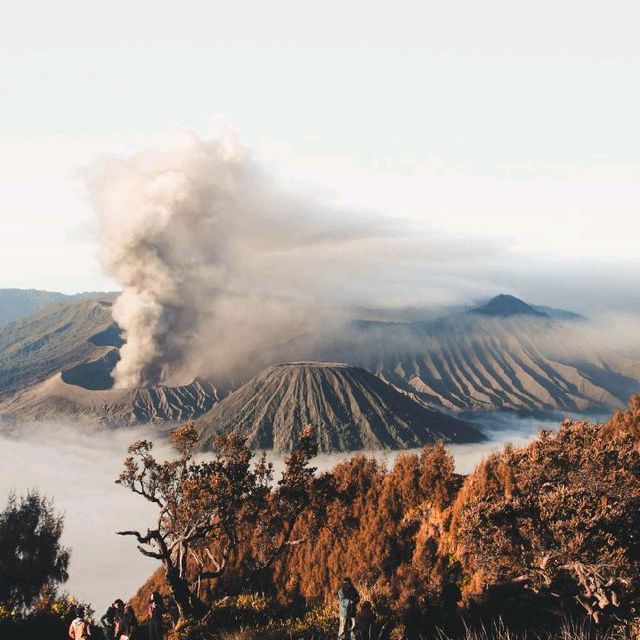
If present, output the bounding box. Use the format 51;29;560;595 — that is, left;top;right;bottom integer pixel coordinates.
2;292;638;429
196;362;483;452
0;372;219;425
0;294;220;425
371;315;640;413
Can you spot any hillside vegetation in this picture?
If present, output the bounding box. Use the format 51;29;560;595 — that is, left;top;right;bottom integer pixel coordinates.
0;288;114;325
0;289;70;325
129;398;640;638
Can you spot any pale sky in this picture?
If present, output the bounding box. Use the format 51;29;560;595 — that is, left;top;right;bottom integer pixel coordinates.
1;1;639;311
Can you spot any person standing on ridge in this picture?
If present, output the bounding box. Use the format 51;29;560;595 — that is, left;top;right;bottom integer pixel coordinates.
338;577;360;640
148;591;165;640
441;573;462;634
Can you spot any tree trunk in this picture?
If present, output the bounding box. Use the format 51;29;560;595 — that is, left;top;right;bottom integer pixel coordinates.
165;565;196;620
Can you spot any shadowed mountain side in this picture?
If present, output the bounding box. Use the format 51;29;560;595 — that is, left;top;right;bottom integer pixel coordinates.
0;296;119;396
196;362;484;453
531;304;586;322
0;372;219;425
61;349;120;390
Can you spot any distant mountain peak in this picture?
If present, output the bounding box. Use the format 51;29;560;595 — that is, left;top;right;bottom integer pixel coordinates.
470;294;549;318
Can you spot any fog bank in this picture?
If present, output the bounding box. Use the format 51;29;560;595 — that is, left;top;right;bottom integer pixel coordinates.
0;422;167;615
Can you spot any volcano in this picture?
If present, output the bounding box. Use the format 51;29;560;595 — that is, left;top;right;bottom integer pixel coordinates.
469;294;549;318
195;362;484;452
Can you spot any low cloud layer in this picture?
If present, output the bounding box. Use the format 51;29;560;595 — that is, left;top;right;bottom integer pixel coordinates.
0;422;163;615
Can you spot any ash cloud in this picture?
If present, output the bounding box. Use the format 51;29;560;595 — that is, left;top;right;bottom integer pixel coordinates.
91;128;397;387
90;126;511;388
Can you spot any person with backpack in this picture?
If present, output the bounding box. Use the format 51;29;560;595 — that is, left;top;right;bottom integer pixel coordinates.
338;577;360;640
69;606;92;640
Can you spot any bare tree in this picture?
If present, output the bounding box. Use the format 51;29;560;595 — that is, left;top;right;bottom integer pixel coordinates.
116;422;320;620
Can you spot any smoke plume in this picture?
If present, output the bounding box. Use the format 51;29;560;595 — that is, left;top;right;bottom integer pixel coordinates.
92;128;380;388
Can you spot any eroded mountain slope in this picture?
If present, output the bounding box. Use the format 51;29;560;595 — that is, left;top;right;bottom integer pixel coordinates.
196;362;483;452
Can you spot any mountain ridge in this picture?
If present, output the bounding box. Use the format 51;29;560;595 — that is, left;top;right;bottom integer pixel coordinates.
1;291;638;430
0;288;117;325
0;372;219;426
0;297;118;396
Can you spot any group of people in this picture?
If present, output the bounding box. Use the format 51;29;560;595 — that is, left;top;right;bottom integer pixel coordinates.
68;592;165;640
337;573;463;640
98;598;140;640
70;575;460;640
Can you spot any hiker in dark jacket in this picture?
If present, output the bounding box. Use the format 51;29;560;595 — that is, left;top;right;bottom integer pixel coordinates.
100;603;118;640
402;595;422;640
108;600;125;639
148;591;164;640
118;603;139;639
356;601;376;640
338;577;360;640
442;573;462;634
421;594;438;638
